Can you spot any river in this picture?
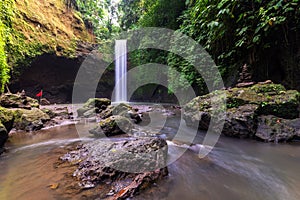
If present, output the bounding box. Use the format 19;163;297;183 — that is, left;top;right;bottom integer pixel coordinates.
0;112;300;200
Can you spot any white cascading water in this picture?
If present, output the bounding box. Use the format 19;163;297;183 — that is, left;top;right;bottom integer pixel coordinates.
114;40;127;102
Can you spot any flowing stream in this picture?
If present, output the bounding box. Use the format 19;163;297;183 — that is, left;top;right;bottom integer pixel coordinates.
0;110;300;200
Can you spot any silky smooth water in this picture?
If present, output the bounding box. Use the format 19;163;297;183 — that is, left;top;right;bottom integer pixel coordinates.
114;40;127;102
0;112;300;200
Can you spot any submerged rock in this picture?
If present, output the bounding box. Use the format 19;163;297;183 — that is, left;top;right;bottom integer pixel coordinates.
60;137;168;199
184;82;300;142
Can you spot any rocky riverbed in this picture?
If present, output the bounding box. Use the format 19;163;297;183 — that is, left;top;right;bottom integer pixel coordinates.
1;81;300;199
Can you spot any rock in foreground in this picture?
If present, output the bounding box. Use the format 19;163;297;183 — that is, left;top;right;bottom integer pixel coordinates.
60;137;168;199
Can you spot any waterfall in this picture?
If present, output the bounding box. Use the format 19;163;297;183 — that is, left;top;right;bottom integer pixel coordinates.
115;40;127;102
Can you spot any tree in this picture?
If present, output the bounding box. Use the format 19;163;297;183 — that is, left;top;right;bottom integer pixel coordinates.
75;0;120;40
179;0;300;84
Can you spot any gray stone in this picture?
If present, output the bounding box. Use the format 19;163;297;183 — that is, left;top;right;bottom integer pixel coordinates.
223;104;258;138
256;116;300;142
60;137;168;199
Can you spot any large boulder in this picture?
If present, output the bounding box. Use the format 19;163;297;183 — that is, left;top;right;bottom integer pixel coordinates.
13;108;50;131
0;93;39;109
60;137;168;199
89;115;134;137
184;82;300;141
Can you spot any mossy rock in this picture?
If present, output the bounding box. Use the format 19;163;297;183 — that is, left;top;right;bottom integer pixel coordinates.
184;83;300;141
83;98;111;109
13;108;50;131
250;83;286;94
77;98;111;117
184;83;299;121
98;103;142;123
0;106;15;132
0;93;39;109
256;90;300;119
98;104;131;119
90;115;133;137
41;108;57;118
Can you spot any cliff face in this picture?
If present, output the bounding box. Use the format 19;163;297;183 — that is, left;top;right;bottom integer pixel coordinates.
14;0;94;56
8;0;101;103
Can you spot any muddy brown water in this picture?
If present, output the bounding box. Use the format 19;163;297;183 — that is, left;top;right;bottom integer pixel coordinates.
0;113;300;200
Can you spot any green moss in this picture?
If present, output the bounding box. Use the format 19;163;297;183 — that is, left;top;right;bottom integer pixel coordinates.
185;83;300;119
251;84;286;94
257;90;300;119
0;0;95;88
13;108;50;129
226;96;247;108
84;98;111;108
0;0;14;91
0;106;14;124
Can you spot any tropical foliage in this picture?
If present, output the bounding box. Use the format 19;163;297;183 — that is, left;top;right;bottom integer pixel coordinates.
0;0;14;92
75;0;120;40
118;0;300;95
179;0;300;76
